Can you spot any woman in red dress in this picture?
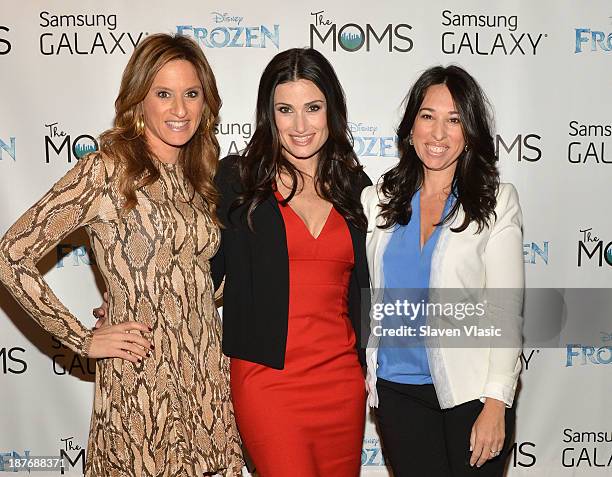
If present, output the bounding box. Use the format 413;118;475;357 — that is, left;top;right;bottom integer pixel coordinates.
212;49;371;476
229;191;365;475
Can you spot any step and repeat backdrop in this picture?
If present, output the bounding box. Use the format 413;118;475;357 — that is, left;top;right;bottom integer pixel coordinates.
0;1;610;475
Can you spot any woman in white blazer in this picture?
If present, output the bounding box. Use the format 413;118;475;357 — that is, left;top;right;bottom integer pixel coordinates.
361;65;523;476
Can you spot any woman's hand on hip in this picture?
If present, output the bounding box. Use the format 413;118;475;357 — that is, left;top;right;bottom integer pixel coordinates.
469;397;506;467
88;321;153;363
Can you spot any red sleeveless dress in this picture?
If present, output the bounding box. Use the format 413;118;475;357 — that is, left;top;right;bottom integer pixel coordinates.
230;193;366;476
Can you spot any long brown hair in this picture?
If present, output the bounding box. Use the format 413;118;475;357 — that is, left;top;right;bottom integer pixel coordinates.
99;33;222;219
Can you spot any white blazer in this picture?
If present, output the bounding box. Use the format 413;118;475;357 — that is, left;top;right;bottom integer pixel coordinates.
361;182;524;409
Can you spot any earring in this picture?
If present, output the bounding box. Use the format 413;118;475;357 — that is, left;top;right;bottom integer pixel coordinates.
464;144;469;152
135;116;145;136
409;133;414;146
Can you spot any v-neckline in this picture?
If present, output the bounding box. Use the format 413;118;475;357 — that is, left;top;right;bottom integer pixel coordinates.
275;190;334;241
417;189;449;253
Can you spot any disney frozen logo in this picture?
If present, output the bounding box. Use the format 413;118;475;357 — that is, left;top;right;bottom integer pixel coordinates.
177;13;280;49
348;122;378;135
575;27;612;53
348;122;398;158
211;12;244;26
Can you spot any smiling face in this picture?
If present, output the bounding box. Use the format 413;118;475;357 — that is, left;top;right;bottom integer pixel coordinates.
142;59;204;164
273;79;329;164
412;83;466;173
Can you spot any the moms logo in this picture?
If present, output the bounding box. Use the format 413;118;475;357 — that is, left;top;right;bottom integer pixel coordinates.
0;136;16;161
349;122;398;158
0;25;11;55
310;10;413;53
578;227;612;267
59;437;86;475
0;347;27;374
575;26;612;53
511;441;537;467
496;133;542;162
45;122;98;163
177;12;280;49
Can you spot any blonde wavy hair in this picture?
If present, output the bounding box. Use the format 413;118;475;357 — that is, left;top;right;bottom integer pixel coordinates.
99;33;221;220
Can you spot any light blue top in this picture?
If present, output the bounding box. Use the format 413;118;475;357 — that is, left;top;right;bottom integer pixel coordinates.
377;189;454;385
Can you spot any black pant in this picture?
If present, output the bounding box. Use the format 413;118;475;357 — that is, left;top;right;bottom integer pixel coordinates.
375;379;515;477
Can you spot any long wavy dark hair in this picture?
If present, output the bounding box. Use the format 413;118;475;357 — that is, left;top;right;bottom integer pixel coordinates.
233;48;366;230
379;65;499;233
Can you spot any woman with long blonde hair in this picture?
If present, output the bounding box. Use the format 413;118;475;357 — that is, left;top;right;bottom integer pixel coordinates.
0;34;243;476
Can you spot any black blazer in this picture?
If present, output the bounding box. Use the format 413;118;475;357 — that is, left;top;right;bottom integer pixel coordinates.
211;155;372;369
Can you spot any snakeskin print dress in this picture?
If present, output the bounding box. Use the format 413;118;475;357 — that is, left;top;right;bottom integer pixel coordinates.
0;152;243;476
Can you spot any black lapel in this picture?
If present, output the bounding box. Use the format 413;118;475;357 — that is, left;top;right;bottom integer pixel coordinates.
262;190;282;218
